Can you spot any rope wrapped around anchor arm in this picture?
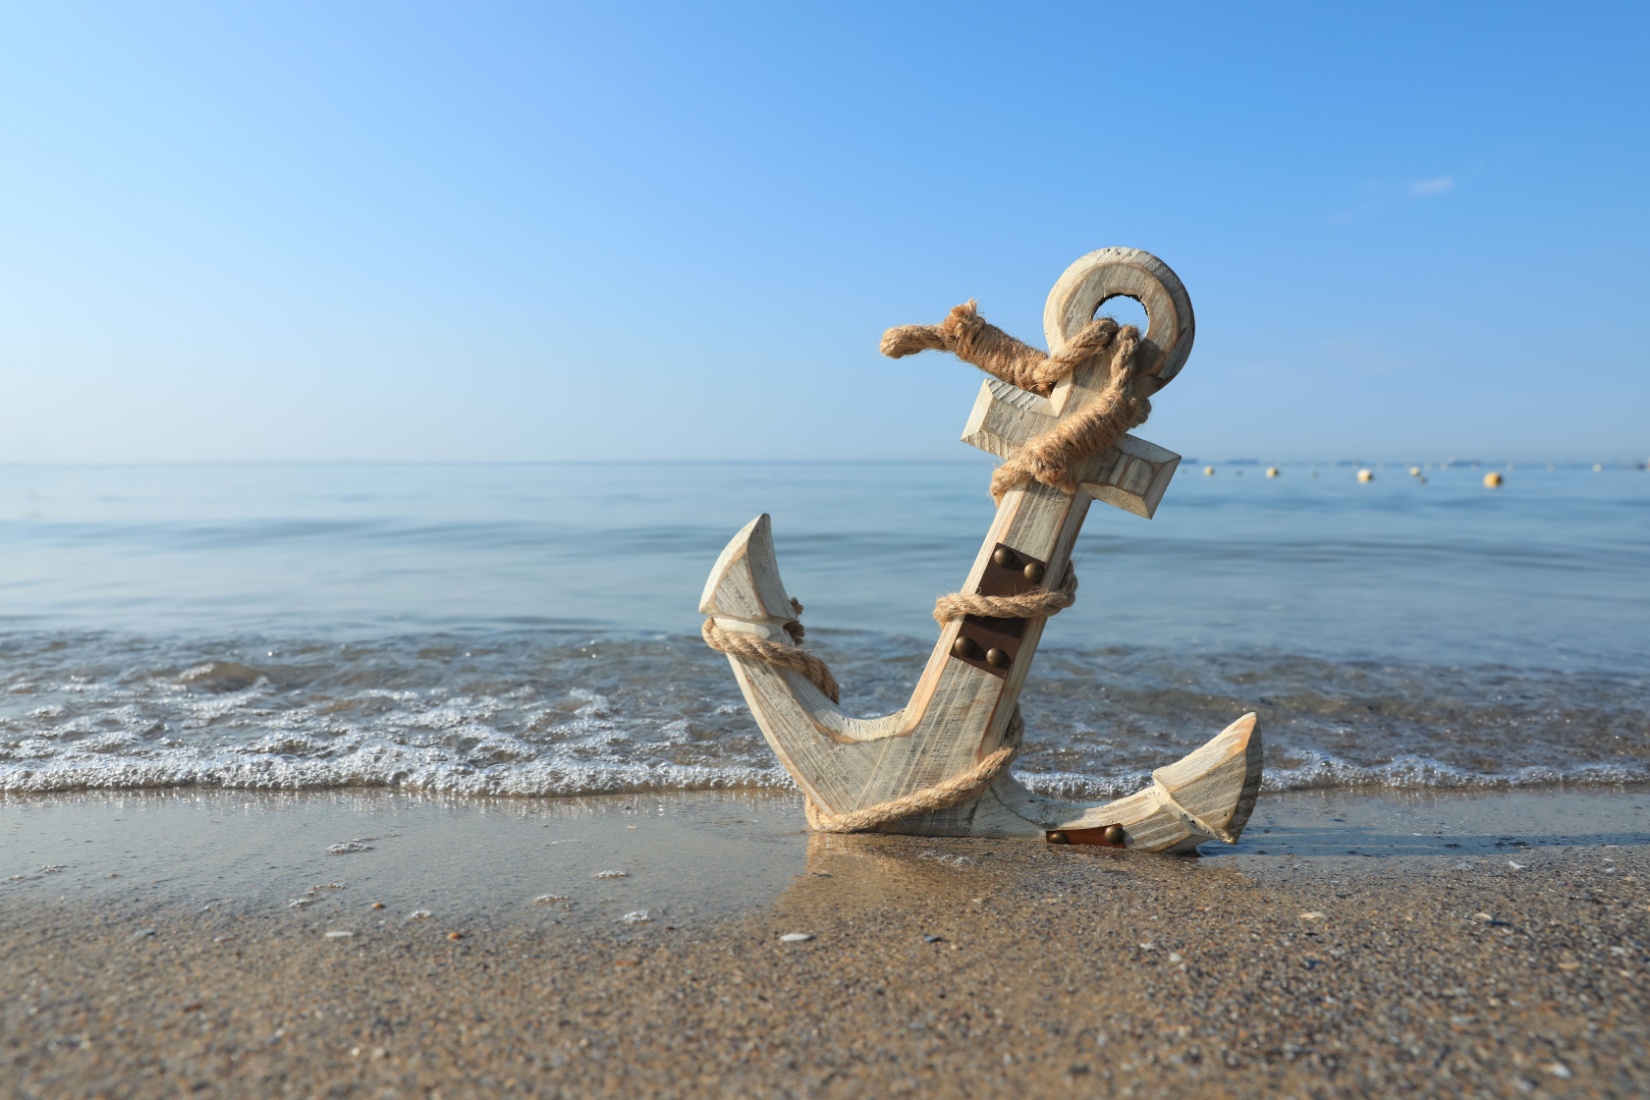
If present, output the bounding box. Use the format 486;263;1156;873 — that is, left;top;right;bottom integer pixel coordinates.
804;707;1024;833
700;601;840;704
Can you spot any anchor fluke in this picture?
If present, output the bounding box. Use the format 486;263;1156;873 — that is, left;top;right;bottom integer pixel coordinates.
698;514;796;626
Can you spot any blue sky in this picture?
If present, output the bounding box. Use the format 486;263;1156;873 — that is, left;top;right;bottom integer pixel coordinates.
1;2;1645;464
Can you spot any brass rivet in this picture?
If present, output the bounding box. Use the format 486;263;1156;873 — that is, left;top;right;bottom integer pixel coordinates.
1047;831;1069;845
1104;824;1125;846
1023;562;1045;584
951;637;980;659
992;547;1017;569
986;648;1010;669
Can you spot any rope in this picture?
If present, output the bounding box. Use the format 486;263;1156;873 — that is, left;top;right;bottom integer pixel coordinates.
880;300;1121;398
932;563;1076;625
882;300;1153;503
701;616;840;704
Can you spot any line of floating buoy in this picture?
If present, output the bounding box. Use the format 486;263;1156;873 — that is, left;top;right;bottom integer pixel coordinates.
1483;471;1503;488
1356;469;1374;482
1409;466;1421;477
1266;467;1280;477
1204;465;1215;476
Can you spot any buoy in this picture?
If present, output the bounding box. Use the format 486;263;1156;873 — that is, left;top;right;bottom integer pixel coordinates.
1266;467;1280;478
1594;464;1604;472
1483;471;1503;489
1204;465;1215;476
1356;469;1374;483
1409;466;1421;477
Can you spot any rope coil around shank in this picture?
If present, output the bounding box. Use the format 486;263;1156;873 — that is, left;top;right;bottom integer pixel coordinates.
701;299;1152;832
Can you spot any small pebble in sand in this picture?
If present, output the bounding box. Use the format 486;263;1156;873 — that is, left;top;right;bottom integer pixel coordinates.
132;928;156;939
533;894;569;905
1168;952;1184;964
371;902;385;909
923;934;946;943
447;931;464;940
593;870;628;880
324;930;353;939
780;933;814;943
621;910;651;924
287;898;313;909
1300;911;1327;921
407;910;432;920
327;842;372;855
1508;861;1524;870
1547;1062;1573;1080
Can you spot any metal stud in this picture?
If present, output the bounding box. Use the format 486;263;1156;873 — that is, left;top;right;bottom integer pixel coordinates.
1047;831;1069;844
1023;562;1045;584
986;647;1010;669
992;547;1018;569
1103;824;1125;846
951;637;981;660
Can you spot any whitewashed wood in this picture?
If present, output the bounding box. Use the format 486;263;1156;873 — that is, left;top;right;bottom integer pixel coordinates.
702;249;1264;852
698;514;796;622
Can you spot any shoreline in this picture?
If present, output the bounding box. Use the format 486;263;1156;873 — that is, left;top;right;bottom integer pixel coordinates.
5;787;1648;1096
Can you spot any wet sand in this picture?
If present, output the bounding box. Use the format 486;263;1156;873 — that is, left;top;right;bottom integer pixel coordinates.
4;788;1649;1098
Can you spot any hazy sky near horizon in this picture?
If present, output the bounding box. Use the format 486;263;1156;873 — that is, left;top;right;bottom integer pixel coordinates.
2;2;1645;465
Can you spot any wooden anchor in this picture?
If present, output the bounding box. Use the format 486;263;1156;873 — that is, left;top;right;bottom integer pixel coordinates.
700;248;1263;852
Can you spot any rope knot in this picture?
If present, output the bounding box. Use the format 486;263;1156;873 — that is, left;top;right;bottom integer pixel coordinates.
880;302;1152;502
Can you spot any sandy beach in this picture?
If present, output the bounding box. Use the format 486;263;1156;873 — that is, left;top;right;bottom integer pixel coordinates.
4;788;1647;1098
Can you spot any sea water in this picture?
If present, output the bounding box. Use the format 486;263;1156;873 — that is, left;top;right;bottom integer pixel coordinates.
1;460;1645;797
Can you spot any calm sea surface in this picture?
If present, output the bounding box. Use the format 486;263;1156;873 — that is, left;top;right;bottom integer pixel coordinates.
2;461;1646;797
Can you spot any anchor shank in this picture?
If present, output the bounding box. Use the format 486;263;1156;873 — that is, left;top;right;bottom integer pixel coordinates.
902;475;1094;754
